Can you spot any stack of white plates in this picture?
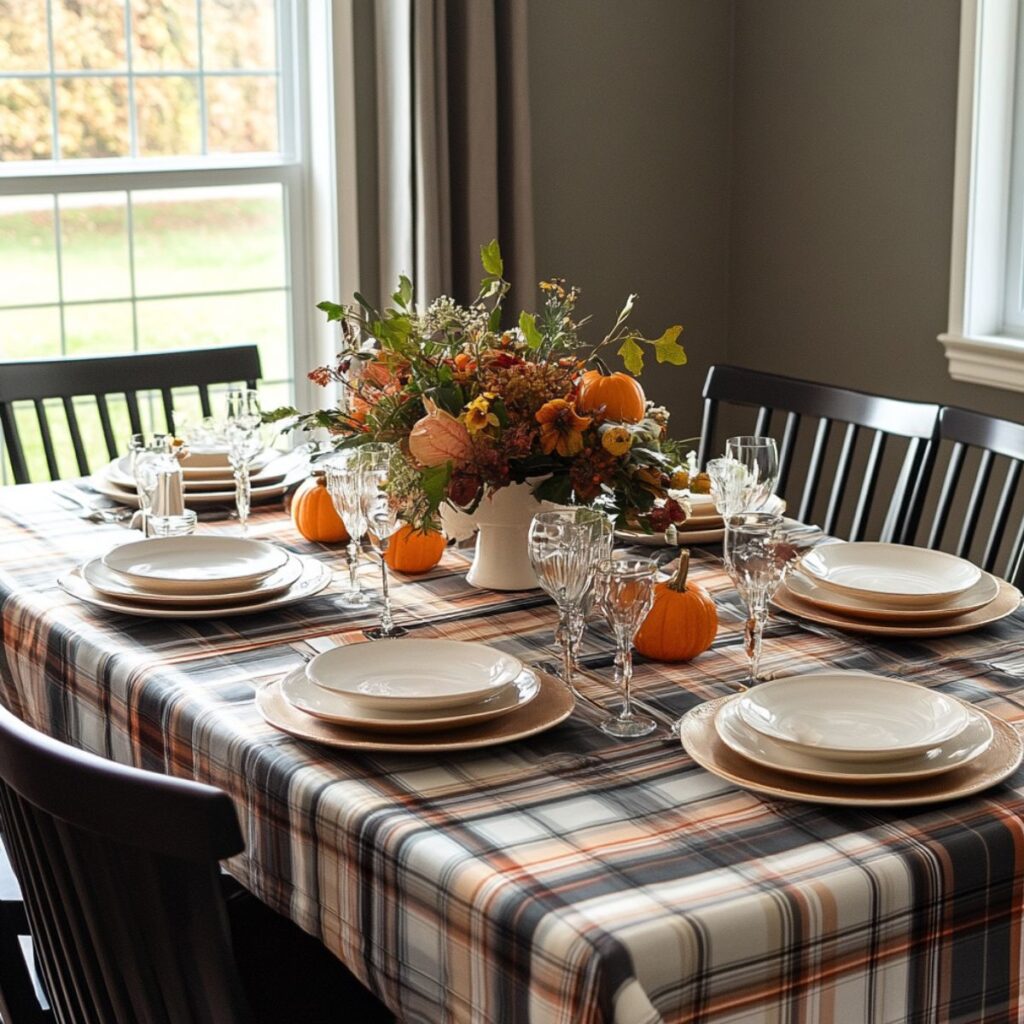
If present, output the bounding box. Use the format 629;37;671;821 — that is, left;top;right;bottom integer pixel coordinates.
257;639;575;752
58;535;331;618
774;542;1021;637
615;494;786;546
91;448;307;509
679;671;1023;807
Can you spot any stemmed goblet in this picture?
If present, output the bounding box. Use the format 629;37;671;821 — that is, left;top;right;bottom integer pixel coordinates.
128;433;172;536
359;443;408;639
528;509;610;694
592;557;659;737
224;389;263;536
323;453;372;608
723;511;798;686
724;435;779;512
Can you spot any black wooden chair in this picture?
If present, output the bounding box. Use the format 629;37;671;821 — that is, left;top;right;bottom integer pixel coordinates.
910;406;1024;587
696;365;941;543
0;345;261;484
0;703;394;1024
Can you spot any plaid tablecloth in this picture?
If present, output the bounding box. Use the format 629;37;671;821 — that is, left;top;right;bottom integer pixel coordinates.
2;483;1024;1024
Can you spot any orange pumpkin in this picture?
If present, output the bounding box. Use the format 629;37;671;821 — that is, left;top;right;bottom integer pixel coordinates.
576;369;646;423
384;525;446;574
291;472;350;543
635;550;718;661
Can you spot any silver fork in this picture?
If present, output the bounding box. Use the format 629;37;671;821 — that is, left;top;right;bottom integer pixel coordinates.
53;486;134;523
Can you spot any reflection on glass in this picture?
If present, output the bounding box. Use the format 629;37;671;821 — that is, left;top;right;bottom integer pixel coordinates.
53;0;127;70
135;76;201;157
132;185;285;295
0;196;58;307
131;0;199;70
0;80;52;161
206;76;278;153
59;192;131;302
202;0;276;69
58;78;129;158
64;302;134;355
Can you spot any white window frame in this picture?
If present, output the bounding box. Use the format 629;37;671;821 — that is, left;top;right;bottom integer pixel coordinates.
0;0;325;413
940;0;1024;393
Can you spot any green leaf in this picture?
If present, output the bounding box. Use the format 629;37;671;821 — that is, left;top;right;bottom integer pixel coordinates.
391;275;414;309
480;239;504;277
533;474;574;505
420;462;453;510
652;325;687;366
429;382;465;416
617;294;636;322
617;336;645;375
479;276;502;299
518;311;543;349
261;405;299;423
316;300;346;322
488;304;503;333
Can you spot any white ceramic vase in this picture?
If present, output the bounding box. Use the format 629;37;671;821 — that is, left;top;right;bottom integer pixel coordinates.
441;479;551;591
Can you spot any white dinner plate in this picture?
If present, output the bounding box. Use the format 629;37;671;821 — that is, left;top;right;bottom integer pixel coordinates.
615;526;726;546
59;556;331;618
306;639;524;711
716;696;993;784
106;452;291;491
102;535;290;593
282;665;540;731
786;569;1001;622
737;672;970;761
680;695;1022;808
82;552;303;605
258;667;575;753
179;447;272;470
799;543;982;606
91;465;303;508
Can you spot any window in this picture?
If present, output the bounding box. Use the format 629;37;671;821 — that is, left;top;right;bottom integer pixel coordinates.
0;0;315;481
941;0;1024;393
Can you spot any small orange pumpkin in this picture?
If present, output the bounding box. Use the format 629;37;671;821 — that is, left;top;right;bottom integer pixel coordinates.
291;472;350;543
576;369;646;423
384;525;446;574
635;550;718;661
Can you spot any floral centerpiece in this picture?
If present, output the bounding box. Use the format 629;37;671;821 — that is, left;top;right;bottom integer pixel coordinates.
270;241;691;588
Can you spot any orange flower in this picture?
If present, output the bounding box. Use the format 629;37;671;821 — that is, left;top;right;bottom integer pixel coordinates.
535;399;592;457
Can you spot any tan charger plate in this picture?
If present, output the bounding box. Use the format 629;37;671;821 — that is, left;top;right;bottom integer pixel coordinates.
772;576;1021;636
680;695;1023;807
256;666;574;752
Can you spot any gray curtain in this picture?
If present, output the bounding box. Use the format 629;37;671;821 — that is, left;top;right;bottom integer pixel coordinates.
352;0;536;313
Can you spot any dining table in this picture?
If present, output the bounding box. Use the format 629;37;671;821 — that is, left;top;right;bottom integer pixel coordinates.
1;480;1023;1024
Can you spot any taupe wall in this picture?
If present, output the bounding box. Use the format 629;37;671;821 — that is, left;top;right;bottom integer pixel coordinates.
527;0;734;440
528;0;1024;428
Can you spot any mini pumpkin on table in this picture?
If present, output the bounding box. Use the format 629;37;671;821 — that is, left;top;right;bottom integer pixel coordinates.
634;550;718;662
291;470;350;543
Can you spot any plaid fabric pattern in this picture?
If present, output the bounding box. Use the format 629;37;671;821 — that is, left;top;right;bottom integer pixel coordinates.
2;482;1024;1023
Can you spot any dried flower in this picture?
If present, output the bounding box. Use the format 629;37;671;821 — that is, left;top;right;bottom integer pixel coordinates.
463;393;500;435
408;401;473;467
536;399;592;457
601;425;633;456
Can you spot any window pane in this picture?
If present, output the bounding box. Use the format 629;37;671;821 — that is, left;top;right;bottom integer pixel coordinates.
0;306;62;358
0;79;52;161
202;0;276;70
53;0;127;71
132;184;284;295
131;0;198;70
1;0;50;72
206;75;277;154
135;76;200;157
64;300;134;354
136;291;288;380
0;196;58;306
58;77;129;158
60;192;132;303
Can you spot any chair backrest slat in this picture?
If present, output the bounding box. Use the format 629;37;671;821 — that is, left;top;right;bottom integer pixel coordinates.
957;448;995;559
0;345;262;484
699;365;941;543
926;441;965;550
982;460;1022;573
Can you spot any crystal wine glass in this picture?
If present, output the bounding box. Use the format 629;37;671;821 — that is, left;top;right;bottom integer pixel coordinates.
528;508;610;693
725;435;779;512
359;443;407;639
592;557;659;738
723;511;798;686
128;433;172;535
323;453;372;609
225;389;263;536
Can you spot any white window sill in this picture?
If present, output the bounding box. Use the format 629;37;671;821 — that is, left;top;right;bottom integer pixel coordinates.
938;332;1024;393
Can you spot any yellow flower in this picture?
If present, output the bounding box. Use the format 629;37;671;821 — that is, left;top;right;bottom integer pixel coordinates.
463;393;500;435
601;426;633;457
536;399;592;457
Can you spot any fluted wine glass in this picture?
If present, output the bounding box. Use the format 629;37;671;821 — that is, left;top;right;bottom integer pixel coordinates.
725;435;779;512
323;453;372;609
128;433;172;535
592;557;659;737
359;443;408;639
723;511;797;686
225;389;263;536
